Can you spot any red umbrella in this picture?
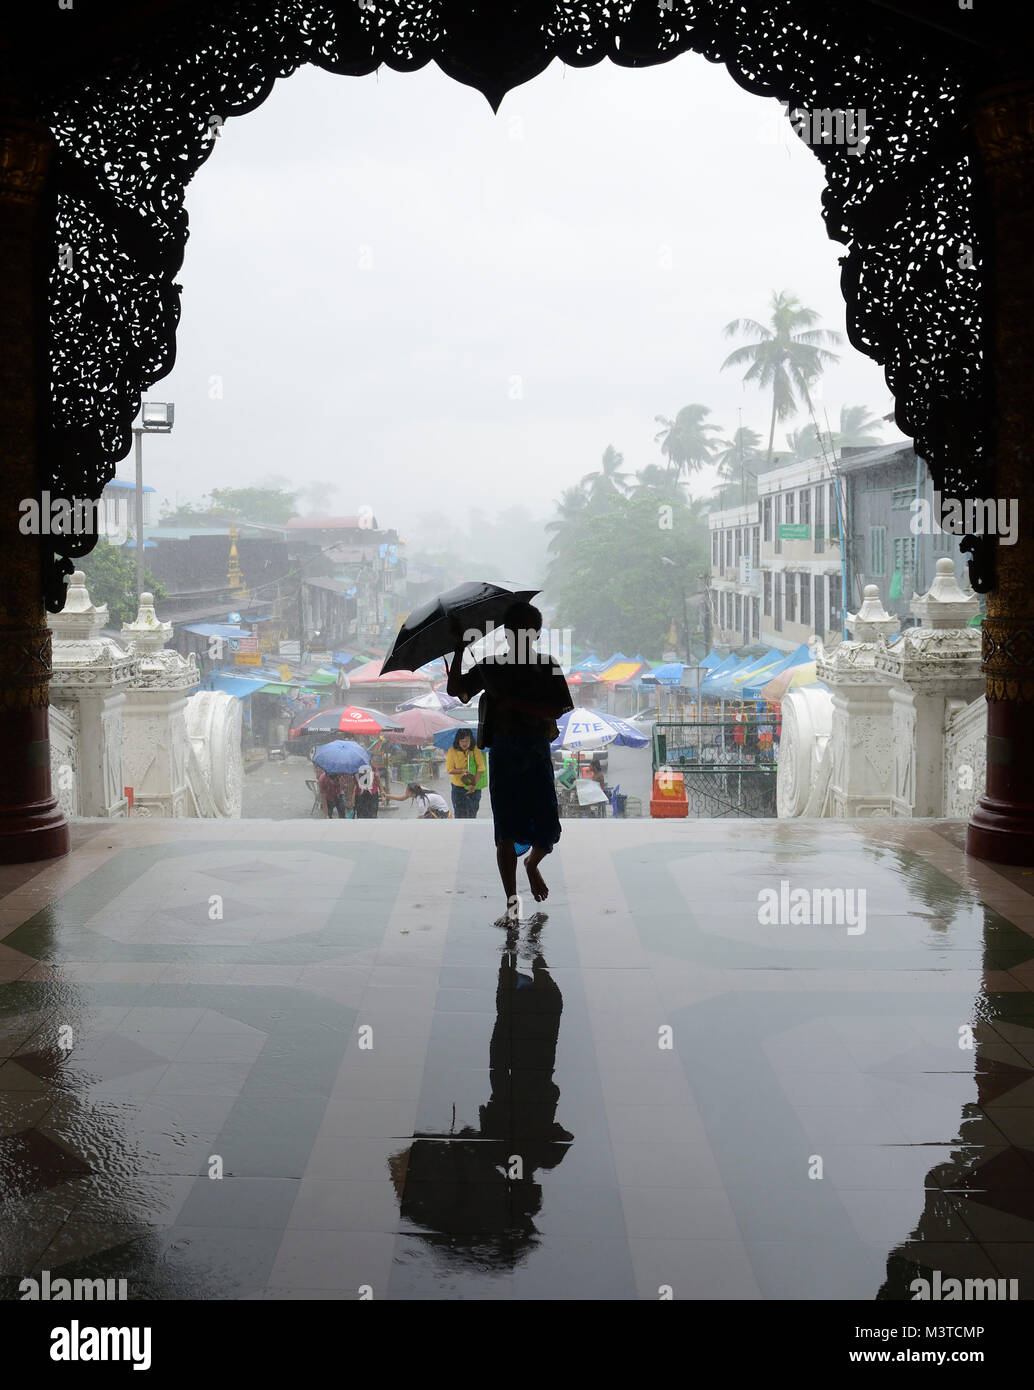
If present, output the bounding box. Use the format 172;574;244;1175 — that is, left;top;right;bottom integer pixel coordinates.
289;705;403;737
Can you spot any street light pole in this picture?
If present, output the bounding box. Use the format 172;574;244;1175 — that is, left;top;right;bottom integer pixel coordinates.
131;401;174;600
133;426;144;600
701;571;712;653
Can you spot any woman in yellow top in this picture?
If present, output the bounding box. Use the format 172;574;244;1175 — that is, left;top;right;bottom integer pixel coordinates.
445;727;486;819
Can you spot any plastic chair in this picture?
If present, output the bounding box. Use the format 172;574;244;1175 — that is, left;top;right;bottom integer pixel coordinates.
606;783;622;817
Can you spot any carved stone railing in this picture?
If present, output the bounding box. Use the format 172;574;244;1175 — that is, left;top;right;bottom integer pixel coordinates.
776;685;833;818
49;574;241;819
779;561;985;819
944;694;989;819
184;691;243;819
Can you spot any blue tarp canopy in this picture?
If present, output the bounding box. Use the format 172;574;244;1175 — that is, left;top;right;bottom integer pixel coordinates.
697;654;745;694
180;623;252;638
205;672;269;698
699;649;724;669
701;648;785;698
641;662;685;685
571;653;602;671
739;645;813;697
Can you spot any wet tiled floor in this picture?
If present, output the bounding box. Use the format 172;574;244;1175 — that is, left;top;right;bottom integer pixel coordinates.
2;817;1034;1300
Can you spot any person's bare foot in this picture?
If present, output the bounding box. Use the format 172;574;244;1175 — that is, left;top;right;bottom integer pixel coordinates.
494;894;521;927
527;864;548;902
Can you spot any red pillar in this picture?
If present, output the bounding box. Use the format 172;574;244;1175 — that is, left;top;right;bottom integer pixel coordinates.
967;83;1034;866
0;114;69;862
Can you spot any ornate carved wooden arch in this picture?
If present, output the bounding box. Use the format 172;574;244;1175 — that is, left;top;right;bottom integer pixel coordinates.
30;0;995;610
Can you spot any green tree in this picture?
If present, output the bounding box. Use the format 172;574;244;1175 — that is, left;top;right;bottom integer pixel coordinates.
653;404;722;484
78;540;167;628
208;488;299;524
160;487;300;526
721;291;842;468
580;445;631;500
544;487;708;655
784;422;830;462
836;404;884;449
631;464;684;500
715;426;764;504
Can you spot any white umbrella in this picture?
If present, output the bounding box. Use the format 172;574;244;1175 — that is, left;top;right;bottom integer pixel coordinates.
551;707;650;751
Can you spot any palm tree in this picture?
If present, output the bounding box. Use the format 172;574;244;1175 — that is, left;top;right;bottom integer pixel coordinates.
545;484;591;557
580;445;630;499
837;404;884;449
715;425;763;504
653;404;722;484
785;422;828;462
631;463;681;498
721;291;842;468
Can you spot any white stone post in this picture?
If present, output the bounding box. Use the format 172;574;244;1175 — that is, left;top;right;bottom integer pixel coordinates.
47;572;134;818
816;585;900;817
876;558;983;817
121;592;200;818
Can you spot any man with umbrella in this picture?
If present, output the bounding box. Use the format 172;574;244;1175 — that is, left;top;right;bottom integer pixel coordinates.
446;601;574;925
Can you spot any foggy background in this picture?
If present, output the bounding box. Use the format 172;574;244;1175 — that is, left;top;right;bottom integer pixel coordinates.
140;50;895;572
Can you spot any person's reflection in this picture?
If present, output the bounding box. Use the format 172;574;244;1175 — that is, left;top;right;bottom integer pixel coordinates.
876;905;1034;1300
390;921;572;1266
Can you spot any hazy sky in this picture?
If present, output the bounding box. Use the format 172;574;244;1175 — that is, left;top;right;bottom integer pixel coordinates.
138;51;897;536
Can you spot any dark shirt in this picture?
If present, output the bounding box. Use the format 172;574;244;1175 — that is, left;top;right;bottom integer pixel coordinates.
461;652;574;749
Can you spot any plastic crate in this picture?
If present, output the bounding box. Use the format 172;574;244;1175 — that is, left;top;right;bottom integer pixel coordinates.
650;797;688;818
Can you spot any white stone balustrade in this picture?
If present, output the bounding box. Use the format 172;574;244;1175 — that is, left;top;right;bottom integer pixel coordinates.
120;592;200;818
779;560;985;819
48;575;241;819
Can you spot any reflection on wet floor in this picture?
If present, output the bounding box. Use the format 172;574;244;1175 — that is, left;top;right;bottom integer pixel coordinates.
1;817;1034;1299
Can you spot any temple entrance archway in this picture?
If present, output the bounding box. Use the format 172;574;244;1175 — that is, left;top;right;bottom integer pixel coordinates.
1;1;1031;861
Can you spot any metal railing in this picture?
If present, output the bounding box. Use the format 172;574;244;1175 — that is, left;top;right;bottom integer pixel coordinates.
652;719;779;818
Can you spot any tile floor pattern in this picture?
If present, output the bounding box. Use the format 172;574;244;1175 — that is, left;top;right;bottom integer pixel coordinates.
2;817;1034;1299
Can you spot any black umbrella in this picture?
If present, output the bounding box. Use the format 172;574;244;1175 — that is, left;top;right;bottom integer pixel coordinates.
381;580;540;674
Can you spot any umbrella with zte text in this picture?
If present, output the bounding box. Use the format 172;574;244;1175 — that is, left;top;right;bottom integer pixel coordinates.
551;708;650;751
289;705;403;737
312;740;371;775
380;581;540;675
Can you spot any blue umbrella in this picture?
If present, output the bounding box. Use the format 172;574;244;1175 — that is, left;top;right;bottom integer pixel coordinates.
431;718;478;751
312;739;371;774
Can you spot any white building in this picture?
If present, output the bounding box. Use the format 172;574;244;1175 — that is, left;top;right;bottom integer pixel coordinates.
758;456;845;652
708;502;761;646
